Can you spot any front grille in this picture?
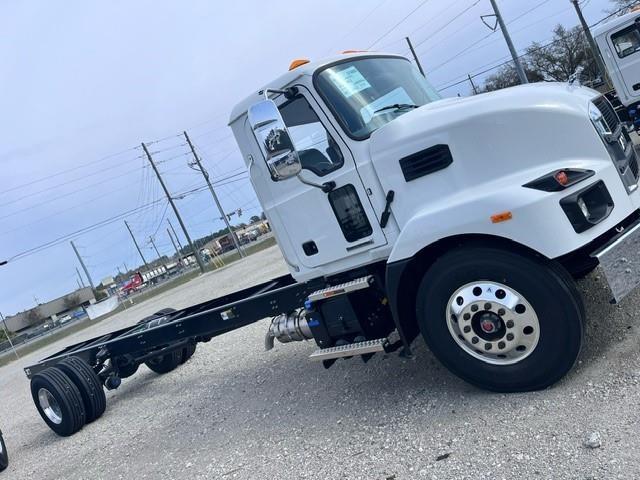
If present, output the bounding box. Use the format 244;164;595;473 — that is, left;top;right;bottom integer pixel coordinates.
593;96;620;133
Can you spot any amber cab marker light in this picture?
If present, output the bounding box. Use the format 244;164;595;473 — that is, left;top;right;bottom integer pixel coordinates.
289;59;310;70
491;211;513;223
554;171;569;186
341;50;368;54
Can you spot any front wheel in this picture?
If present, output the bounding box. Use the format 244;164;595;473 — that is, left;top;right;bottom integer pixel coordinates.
416;247;584;392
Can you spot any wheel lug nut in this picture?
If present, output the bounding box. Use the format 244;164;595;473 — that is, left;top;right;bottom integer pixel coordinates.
463;325;471;333
484;343;492;351
498;341;506;349
484;302;492;310
471;304;479;312
506;320;514;328
498;308;506;316
471;337;479;344
506;333;514;341
463;313;471;321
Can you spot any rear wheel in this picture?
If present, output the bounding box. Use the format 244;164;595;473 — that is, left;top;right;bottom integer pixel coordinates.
30;368;87;436
416;247;584;392
56;357;107;423
181;344;197;364
145;350;182;374
0;430;8;472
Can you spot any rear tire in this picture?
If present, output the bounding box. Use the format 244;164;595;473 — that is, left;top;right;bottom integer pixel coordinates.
145;350;182;374
56;357;107;423
30;368;87;436
180;344;197;364
416;246;584;392
0;430;8;472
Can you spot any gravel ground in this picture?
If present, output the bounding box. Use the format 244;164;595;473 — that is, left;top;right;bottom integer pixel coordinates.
0;244;639;479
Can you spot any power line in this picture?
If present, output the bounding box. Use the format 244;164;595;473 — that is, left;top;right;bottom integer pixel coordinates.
434;0;639;92
0;145;140;197
323;0;390;53
367;0;432;49
0;173;247;264
412;0;482;50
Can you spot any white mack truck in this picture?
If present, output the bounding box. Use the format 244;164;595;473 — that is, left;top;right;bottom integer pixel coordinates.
23;52;640;437
595;8;640;128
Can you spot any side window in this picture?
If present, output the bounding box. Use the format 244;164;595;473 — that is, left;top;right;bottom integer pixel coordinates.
328;184;373;242
611;25;640;58
278;95;344;177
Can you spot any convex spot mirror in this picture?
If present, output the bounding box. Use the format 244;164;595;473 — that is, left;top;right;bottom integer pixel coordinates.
248;99;302;180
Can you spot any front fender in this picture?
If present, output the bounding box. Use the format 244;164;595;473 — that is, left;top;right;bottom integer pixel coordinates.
386;160;630;264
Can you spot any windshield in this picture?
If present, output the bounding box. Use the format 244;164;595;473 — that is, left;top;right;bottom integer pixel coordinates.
315;56;441;140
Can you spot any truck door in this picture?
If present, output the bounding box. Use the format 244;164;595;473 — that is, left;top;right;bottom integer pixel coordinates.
609;21;640;101
246;88;387;269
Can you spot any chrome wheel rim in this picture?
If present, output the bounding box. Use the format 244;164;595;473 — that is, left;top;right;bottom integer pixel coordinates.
446;281;540;365
38;388;63;424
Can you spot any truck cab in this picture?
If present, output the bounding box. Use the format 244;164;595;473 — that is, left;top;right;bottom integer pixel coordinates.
229;52;640;391
594;10;640;126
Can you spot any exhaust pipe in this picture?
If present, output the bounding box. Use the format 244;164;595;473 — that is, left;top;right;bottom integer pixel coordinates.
264;309;313;351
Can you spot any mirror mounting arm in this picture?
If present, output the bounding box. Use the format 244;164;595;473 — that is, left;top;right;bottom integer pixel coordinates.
296;174;336;193
260;87;299;100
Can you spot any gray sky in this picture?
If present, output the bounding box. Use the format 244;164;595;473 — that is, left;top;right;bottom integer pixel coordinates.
0;0;614;316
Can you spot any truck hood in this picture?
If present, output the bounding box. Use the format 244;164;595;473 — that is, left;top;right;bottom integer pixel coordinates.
368;82;609;230
370;82;600;151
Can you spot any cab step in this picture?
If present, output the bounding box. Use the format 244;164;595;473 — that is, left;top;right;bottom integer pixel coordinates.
307;275;373;302
309;338;388;362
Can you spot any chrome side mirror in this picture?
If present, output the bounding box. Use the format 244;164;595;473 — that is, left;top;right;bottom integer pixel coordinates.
248;99;301;180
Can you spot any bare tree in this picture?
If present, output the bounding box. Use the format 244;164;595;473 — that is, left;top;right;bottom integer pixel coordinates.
527;26;598;83
482;25;597;92
63;293;81;310
26;307;43;323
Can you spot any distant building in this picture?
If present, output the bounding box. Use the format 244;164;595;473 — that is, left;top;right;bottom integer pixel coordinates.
4;287;96;333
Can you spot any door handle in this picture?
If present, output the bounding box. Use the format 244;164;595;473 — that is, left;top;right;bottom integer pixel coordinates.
633;83;640;91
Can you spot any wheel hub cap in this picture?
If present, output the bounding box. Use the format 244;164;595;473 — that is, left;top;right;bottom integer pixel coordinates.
38;388;63;425
447;282;540;365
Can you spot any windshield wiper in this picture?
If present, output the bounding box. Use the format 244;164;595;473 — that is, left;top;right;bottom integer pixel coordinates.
373;103;419;114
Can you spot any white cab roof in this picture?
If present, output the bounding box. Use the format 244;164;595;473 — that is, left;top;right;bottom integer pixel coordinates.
228;52;405;125
593;10;640;37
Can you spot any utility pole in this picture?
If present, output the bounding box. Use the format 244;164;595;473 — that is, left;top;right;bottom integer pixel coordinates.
167;227;182;265
70;240;95;290
183;131;246;258
149;236;162;260
468;74;479;95
168;219;185;253
405;36;425;77
489;0;528;84
142;142;206;273
75;267;86;288
124;220;149;270
570;0;610;87
0;311;19;360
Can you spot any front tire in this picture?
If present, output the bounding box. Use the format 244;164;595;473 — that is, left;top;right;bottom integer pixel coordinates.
416;247;584;392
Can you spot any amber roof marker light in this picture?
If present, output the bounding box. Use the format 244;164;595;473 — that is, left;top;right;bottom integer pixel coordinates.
289;59;310;70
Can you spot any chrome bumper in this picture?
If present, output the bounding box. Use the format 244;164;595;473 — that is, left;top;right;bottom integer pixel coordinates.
593;219;640;302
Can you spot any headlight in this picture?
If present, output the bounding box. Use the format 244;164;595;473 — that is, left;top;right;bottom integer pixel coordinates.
589;102;611;136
